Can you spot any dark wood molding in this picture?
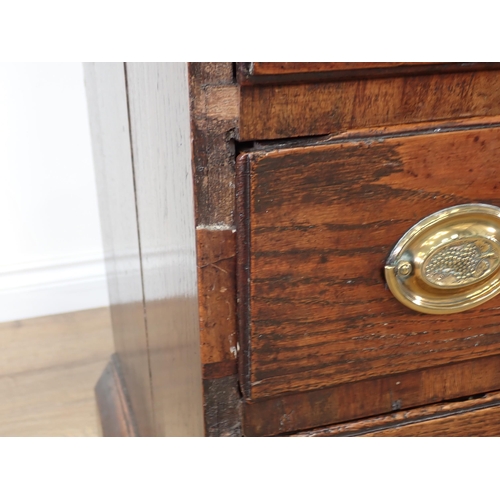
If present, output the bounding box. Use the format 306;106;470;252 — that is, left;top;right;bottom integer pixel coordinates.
242;350;500;437
295;390;500;437
95;354;139;437
238;70;500;141
235;154;252;400
203;376;242;436
237;62;500;86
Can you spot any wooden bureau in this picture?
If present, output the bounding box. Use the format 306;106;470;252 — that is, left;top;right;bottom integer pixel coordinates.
85;62;500;436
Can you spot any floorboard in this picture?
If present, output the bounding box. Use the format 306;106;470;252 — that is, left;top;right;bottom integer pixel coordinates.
0;307;114;436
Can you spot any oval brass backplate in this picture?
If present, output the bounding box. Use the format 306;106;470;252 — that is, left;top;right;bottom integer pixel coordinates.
385;204;500;314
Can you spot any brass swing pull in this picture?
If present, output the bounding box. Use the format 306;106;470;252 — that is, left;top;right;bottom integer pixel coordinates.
385;204;500;314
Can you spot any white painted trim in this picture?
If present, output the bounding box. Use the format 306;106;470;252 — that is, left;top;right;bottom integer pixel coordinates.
0;252;109;322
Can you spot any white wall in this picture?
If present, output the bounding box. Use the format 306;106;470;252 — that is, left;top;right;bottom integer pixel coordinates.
0;63;109;322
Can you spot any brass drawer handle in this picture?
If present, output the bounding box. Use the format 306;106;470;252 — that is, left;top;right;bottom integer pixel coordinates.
385;204;500;314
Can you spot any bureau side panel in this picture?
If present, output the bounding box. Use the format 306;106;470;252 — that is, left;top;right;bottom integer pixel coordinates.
84;63;154;436
125;63;204;436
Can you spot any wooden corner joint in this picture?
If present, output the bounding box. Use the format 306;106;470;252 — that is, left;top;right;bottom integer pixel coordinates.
205;85;239;123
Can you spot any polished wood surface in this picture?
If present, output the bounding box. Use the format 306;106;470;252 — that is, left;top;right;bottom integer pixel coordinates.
88;62;500;436
125;63;204;436
88;62;241;436
95;354;138;437
237;125;500;401
242;354;500;436
84;63;155;436
0;308;113;436
239;70;500;140
295;391;500;437
237;63;500;86
253;62;434;74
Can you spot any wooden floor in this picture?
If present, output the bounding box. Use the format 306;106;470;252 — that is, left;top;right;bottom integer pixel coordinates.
0;307;114;436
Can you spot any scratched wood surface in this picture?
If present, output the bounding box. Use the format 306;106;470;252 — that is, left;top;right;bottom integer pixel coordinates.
88;62;242;436
238;70;500;140
362;404;500;436
189;64;242;435
242;354;500;436
197;229;238;379
295;391;500;437
237;126;500;403
88;62;500;436
188;63;238;227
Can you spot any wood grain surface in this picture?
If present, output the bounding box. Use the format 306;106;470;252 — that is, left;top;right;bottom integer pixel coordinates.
239;70;500;140
203;376;242;436
125;63;204;436
189;63;238;227
295;390;500;436
237;63;500;86
242;354;500;436
363;405;500;436
237;126;500;404
95;354;138;437
188;64;243;435
252;62;434;74
84;63;155;436
88;62;500;436
197;228;238;379
0;308;113;437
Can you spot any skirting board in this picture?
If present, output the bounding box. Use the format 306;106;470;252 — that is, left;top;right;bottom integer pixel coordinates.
0;253;109;322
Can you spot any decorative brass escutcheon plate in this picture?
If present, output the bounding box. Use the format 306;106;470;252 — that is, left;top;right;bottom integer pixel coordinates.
385;204;500;314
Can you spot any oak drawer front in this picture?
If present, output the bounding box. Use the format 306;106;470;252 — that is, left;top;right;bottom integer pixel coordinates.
294;391;500;437
237;126;500;403
238;69;500;141
362;405;500;437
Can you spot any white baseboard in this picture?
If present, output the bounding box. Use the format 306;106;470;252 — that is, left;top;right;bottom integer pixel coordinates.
0;253;109;322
